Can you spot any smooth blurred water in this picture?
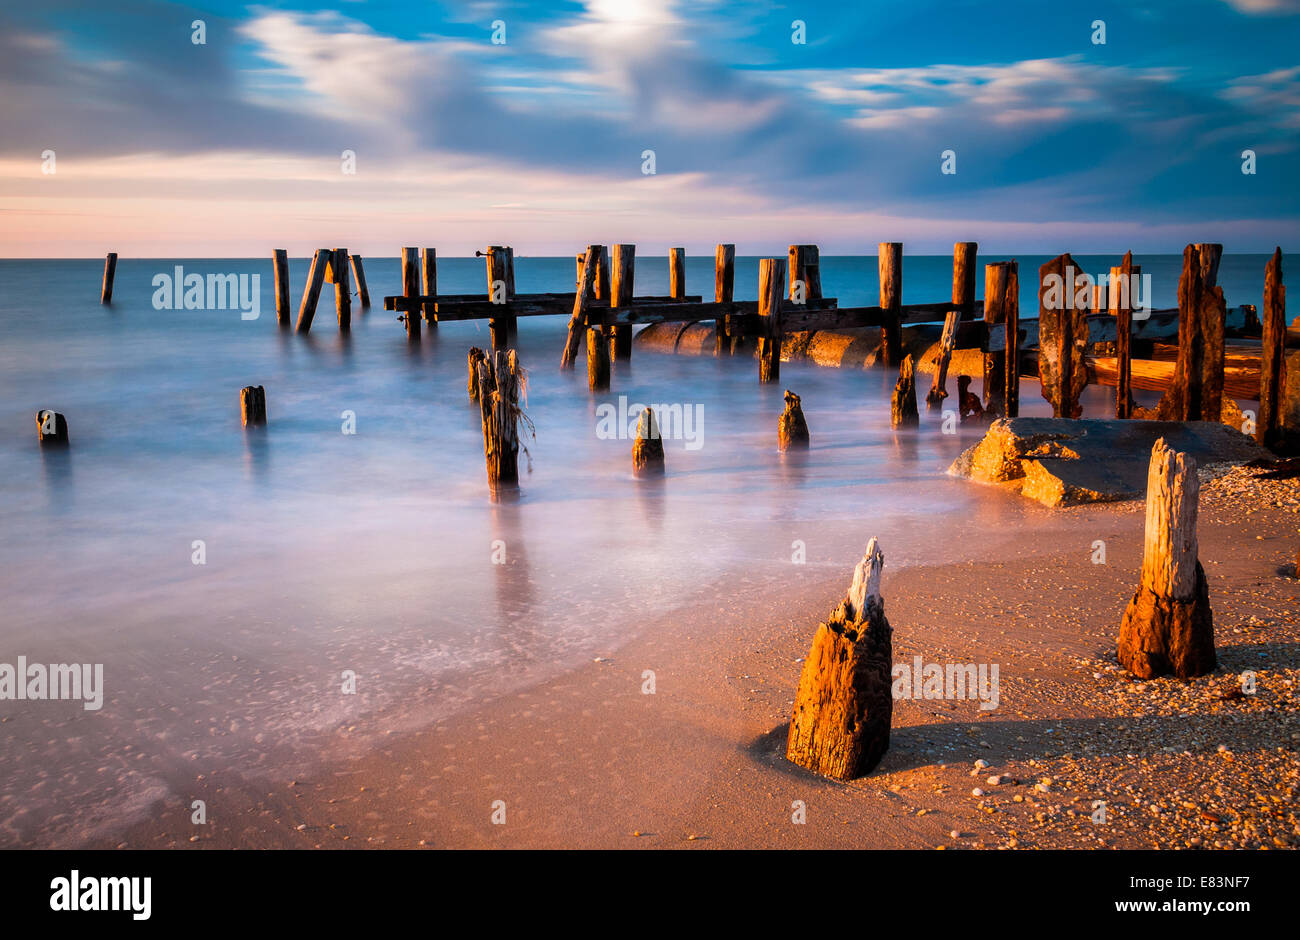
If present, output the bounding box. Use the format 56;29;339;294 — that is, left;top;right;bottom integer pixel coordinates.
0;253;1276;844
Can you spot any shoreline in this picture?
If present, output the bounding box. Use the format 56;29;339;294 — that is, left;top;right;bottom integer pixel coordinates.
85;467;1298;850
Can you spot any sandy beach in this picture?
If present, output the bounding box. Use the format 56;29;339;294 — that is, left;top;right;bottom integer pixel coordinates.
83;461;1297;851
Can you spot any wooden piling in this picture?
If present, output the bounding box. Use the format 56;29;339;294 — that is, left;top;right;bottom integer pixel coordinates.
400;247;421;341
350;254;371;308
240;385;267;427
100;253;118;304
1259;248;1287;450
788;245;822;303
982;262;1012;414
420;249;437;324
332;248;351;332
1037;253;1088;418
953;242;978;320
891;355;919;428
273;250;291;326
757;257;786;384
486;247;510;351
878;243;903;368
610;244;635;362
1004;262;1021;418
467;347;486;402
35;410;69;446
1195;243;1223;289
1155;245;1225;421
632;407;665;475
561;246;601;370
714;243;735;358
926;310;960;409
295;249;328;333
786;538;893;780
778;390;810;451
669;248;686;301
1117;439;1215;679
587;326;610;391
1115;252;1136;419
477;349;523;495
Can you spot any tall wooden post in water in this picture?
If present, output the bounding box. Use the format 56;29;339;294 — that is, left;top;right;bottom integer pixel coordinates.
878;243;903;368
757;257;786;384
714;243;735;358
610;244;635;362
953;242;978;321
101;253;118;304
1259;248;1287;450
420;249;437;325
400;247;421;342
1114;252;1136;419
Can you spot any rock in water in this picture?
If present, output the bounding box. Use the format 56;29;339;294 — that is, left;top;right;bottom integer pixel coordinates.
632;406;665;474
778;390;810;451
786;539;893;779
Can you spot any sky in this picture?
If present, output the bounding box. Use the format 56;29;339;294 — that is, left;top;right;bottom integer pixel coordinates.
1;0;1298;257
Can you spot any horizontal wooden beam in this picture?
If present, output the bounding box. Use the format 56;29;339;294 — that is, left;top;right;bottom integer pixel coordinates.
384;294;701;316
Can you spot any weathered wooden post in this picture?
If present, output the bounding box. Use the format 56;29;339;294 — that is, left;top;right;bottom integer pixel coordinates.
757;257;786;384
788;245;822;303
1195;243;1223;289
401;247;421;342
610;244;635;362
1037;252;1088;418
561;246;601;370
477;349;524;496
587;326;610;391
35;410;69;446
272;250;291;326
632;407;664;475
101;253;118;304
669;247;686;301
878;242;903;368
714;243;735;358
420;249;436;324
982;261;1012;415
1004;262;1021;418
926;309;960;409
1114;252;1136;419
240;386;267;427
467;347;486;402
332;248;351;331
953;242;978;320
295;249;328;333
891;355;919;428
786;539;893;780
778;390;810;451
350;254;371;308
1117;439;1215;679
1156;245;1226;421
1258;248;1287;450
485;247;509;351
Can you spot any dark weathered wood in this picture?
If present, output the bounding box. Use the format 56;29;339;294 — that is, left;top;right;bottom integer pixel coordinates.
420;249;436;323
35;410;69;446
926;310;960;409
1259;248;1287;450
101;253;117;304
350;254;370;308
1005;262;1021;418
240;385;267;427
757;257;786;384
714;243;735;357
295;249;328;334
953;242;978;320
1115;252;1136;418
561;246;601;370
610;244;635;361
477;349;523;497
788;245;822;304
273;250;291;326
485;247;510;351
467;347;486;402
778;389;810;451
1118;439;1215;679
587;326;610;391
669;247;686;301
786;539;892;780
632;407;664;475
332;248;351;332
957;374;986;424
1195;243;1223;289
400;247;421;342
891;355;919;428
982;261;1012;415
1037;253;1088;418
878;242;903;368
1155;245;1226;421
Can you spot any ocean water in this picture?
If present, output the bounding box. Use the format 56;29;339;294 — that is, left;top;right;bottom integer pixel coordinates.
0;253;1277;845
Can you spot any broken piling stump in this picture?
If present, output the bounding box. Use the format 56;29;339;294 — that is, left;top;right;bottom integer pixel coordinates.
587;326;610;391
778;390;810;451
36;410;69;446
1117;438;1215;679
632;407;664;475
957;374;985;424
101;253;118;304
1037;253;1088;418
1153;245;1226;422
926;309;960;409
467;347;487;401
240;386;267;427
786;538;893;780
477;349;525;496
891;355;919;428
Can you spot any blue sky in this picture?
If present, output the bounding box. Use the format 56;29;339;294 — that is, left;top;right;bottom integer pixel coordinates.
1;0;1297;255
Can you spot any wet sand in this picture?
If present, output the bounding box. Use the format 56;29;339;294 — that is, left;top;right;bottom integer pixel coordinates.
90;465;1299;850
